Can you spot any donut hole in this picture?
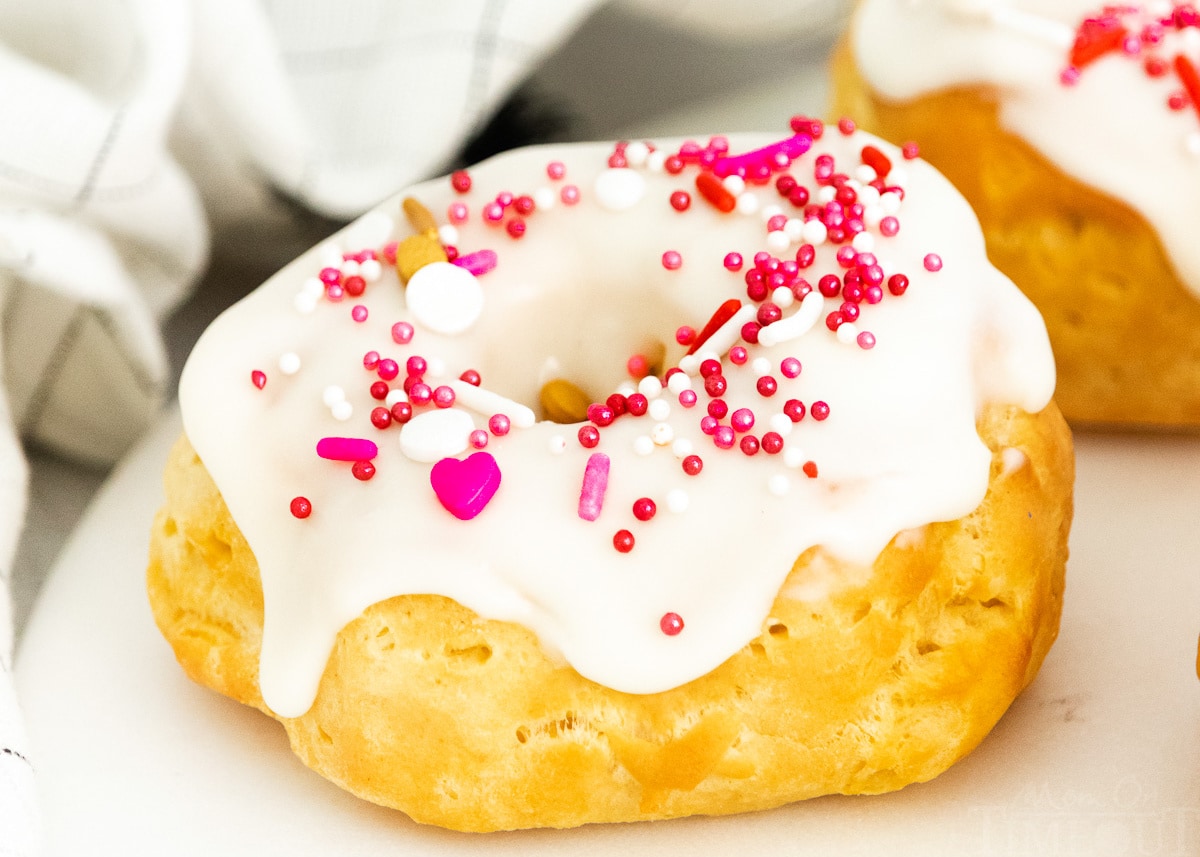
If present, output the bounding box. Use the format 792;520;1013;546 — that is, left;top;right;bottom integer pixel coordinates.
473;288;683;421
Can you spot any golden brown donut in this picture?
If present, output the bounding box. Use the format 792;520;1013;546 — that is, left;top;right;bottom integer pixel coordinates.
830;2;1200;428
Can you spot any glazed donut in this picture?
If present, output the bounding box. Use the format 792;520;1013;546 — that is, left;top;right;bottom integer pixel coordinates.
831;0;1200;428
148;118;1073;830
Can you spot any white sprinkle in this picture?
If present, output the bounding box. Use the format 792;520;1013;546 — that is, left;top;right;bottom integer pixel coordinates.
863;205;885;229
772;286;795;309
649;398;671;421
852;231;876;253
340;259;361;278
751;357;772;375
736;192;760;215
301;276;325;297
449;380;536;428
360;258;383;283
768;474;791;497
278;352;301;375
785;217;805;242
624;140;651;167
723;175;746;195
784;447;807;468
633;435;655;456
888;166;909;188
322;385;346;406
548;434;567;454
817;185;837;204
858;185;881;207
594;168;646;211
769;413;794;437
699;304;757;361
757;291;825;348
385;388;407;407
1186;132;1200;158
801;219;828;246
399;408;474;462
766;231;790;252
438;224;460;246
671;437;694;458
836;321;860;345
666;372;691;394
855;164;877;184
331;401;353;422
638;375;663;399
534;187;556;210
646;150;667;172
406;262;484;334
666;488;690;514
294;292;318;314
880;191;903;215
651;423;674;446
616;381;638;397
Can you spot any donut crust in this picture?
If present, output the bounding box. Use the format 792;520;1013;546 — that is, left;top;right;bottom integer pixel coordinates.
147;401;1072;831
829;38;1200;429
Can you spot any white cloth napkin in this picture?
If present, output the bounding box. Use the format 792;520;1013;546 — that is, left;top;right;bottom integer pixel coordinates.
0;0;847;851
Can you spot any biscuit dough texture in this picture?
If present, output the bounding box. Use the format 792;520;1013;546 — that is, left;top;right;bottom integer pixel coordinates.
830;39;1200;428
147;401;1072;831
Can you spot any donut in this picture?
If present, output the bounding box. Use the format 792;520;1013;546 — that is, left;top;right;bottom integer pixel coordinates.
831;0;1200;428
147;117;1074;831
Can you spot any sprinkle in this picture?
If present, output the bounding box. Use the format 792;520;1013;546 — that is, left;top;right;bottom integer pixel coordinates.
594;168;646;210
578;453;611;521
711;133;811;178
578;425;601;448
430;452;502;521
399;408;474;462
450;170;472;193
756;291;825;347
857;331;877;350
660;612;684;635
351;460;376;481
613;529;635;553
316;437;379;461
391;321;414;344
923;254;943;272
290;497;312;519
670;190;692;211
686;299;743;356
633;435;655;456
251;370;267;390
1175;53;1200;121
561;184;581;205
452;381;536;428
331;401;353;421
803;461;819;478
452;249;498;276
811;401;830;421
682;454;703;475
406;262;484;334
662;250;683;270
694;172;737;212
351;305;369;323
651;423;674;446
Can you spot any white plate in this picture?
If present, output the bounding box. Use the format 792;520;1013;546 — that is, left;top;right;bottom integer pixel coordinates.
15;408;1200;856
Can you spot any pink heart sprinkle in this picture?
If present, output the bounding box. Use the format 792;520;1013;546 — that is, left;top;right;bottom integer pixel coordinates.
430;452;501;521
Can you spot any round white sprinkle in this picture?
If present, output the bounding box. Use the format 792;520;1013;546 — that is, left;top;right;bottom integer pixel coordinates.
880;191;903;215
666;488;690;514
340;259;361;278
784;447;807;468
646;149;667;172
399;408;473;462
331;401;354;422
667;371;691;394
322;385;346;406
633;435;655;456
723;175;746;196
802;219;828;245
855;164;877;184
406;262;484;334
889;166;909;187
836;322;860;345
649;397;671;421
594;168;646;211
736;192;760;215
624;140;650;167
302;276;325;297
534;186;556;210
858;185;881;207
360;258;383;283
768;474;791;497
671;437;694;458
438;224;460;247
1186;132;1200;157
817;185;837;204
385;388;408;407
772;286;795;308
852;231;876;253
766;231;790;252
294;292;318;314
769;412;794;436
752;357;772;375
863;205;885;229
278;352;301;375
651;422;674;446
638;375;663;399
548;434;567;454
785;217;805;242
616;381;638;397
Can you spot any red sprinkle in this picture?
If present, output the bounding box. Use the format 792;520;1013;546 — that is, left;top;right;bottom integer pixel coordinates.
632;497;657;521
687;298;743;355
1175;54;1200;121
802;461;819;479
695;172;737;213
450;170;472;193
251;370;267;390
613;529;635;553
660;612;685;636
290;496;312;519
670;190;691;211
860;145;892;179
682;454;704;476
351;460;376;481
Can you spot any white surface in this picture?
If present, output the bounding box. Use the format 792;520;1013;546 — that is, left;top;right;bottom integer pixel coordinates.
14;409;1200;856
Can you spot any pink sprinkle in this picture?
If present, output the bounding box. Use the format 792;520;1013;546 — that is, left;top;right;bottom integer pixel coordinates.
723;252;744;271
326;284;345;302
837;117;856;135
453;249;498;275
433;385;456;408
547;160;566;180
483;202;504;223
391;321;414;344
448;202;469;224
469;429;489;450
780;357;802;378
857;331;876;350
489;413;511;436
578;452;611;521
924;253;943;272
662;250;683;270
363;351;380;370
319;267;341;286
316;437;379;462
377;359;399;381
678;389;698;408
729;346;748;366
1060;66;1081;86
351;304;368;323
880;216;900;237
382;241;399;264
730;408;755;432
561;184;580;205
251;370;266;390
675;326;696;346
660;612;685;636
711;133;812;178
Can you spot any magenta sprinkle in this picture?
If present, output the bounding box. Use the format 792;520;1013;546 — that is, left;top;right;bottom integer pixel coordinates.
578;452;611;522
924;253;944;272
316;437;379;462
711;133;812;178
452;249;499;276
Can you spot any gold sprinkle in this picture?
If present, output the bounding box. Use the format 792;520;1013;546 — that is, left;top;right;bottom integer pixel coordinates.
402;196;440;235
540;379;592;424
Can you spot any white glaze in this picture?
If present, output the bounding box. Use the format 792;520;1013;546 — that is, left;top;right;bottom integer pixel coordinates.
852;0;1200;294
179;131;1054;718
